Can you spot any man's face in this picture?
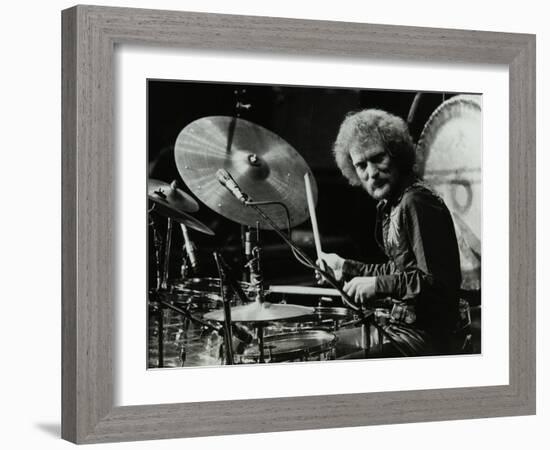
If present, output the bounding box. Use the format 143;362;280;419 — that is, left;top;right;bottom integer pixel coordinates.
350;142;401;201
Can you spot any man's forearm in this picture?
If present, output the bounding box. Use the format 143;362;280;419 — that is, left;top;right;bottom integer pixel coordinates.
342;259;395;280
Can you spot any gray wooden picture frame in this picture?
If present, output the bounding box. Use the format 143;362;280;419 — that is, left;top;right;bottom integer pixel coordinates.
61;4;536;444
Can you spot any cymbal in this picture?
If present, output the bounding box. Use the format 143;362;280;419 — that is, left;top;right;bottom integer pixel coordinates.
148;180;214;235
174;116;317;229
148;179;199;214
203;302;314;322
173;213;215;236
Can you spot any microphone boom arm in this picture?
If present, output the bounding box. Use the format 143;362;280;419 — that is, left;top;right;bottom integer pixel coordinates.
244;200;363;315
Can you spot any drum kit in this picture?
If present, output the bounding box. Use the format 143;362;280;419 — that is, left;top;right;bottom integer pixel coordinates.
148;114;375;368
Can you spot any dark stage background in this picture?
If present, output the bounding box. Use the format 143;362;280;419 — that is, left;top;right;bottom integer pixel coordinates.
147;80;454;294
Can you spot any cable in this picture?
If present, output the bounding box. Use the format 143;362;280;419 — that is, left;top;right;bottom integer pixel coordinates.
244;199;362;314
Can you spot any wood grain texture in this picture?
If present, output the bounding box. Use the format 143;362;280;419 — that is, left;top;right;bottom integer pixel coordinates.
61;6;77;443
61;4;536;444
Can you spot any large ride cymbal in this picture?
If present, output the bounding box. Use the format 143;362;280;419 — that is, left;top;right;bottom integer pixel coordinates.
174;116;317;229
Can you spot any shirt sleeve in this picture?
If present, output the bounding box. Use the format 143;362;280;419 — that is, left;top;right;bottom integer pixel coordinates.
341;259;395;280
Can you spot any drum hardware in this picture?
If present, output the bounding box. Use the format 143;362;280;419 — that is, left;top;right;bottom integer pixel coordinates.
234;88;252;117
243;222;262;285
174;116;318;230
148;290;164;367
223;177;360;314
161;216;174;290
246;246;264;303
148;179;199;214
213;251;235;365
168;112;395;362
156;297;222;367
180;222;199;275
238;330;337;364
148;178;215;288
148;179;215;236
214;167;377;358
147;178;216;367
206;252;316;363
149;215;163;291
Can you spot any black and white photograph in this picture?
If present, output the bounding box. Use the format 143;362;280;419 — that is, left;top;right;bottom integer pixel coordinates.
147;81;482;368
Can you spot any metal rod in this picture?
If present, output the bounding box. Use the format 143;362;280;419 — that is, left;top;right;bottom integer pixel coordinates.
246;201;359;313
257;324;265;363
149;217;163;291
161;217;173;290
157;306;164;368
160;300;220;332
213;252;234;365
361;323;370;357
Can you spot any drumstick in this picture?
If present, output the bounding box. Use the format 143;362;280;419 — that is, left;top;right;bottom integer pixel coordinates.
304;173;324;269
268;285;340;297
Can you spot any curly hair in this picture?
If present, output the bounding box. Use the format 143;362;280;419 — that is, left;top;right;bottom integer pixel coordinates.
332;109;415;186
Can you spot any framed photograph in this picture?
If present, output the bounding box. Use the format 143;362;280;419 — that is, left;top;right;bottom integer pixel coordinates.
62;5;535;444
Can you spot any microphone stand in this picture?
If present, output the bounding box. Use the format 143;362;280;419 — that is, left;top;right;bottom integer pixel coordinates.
242;199;375;357
244;201;358;311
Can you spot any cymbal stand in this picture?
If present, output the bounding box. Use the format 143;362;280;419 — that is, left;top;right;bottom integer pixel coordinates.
241;225;253;282
241;224;268;362
213;252;234;365
148;207;165;366
148;203;177;367
148;208;163;291
246;224;265;305
161;217;174;290
214;252;268;363
240;199;382;357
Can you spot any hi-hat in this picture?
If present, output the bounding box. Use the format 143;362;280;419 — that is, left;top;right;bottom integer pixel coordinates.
203;302;314;322
174;116;317;229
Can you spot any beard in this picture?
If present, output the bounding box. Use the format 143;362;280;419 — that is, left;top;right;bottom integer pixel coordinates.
364;178;393;200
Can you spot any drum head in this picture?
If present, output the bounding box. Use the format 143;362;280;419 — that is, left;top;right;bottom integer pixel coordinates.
416;95;482;290
242;330;336;363
170;277;255;311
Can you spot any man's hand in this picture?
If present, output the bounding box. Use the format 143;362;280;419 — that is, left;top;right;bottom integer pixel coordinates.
315;252;345;284
343;277;377;304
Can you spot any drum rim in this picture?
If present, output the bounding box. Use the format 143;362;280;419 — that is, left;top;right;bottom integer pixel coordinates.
242;329;337;361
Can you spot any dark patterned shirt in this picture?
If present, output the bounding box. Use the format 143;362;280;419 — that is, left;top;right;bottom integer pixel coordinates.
342;181;461;346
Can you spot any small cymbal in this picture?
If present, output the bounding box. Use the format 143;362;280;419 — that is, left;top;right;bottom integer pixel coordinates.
148;179;199;215
174;116;317;229
203;302;314;322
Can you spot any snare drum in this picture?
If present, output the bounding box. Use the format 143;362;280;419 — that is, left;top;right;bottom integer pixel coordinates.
237;330;337;363
270;306;355;333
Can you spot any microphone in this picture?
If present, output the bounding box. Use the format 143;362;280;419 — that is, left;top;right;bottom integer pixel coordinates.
180;223;198;272
216;169;249;203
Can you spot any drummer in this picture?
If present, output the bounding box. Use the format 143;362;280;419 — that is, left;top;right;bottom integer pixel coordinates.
318;109;462;356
